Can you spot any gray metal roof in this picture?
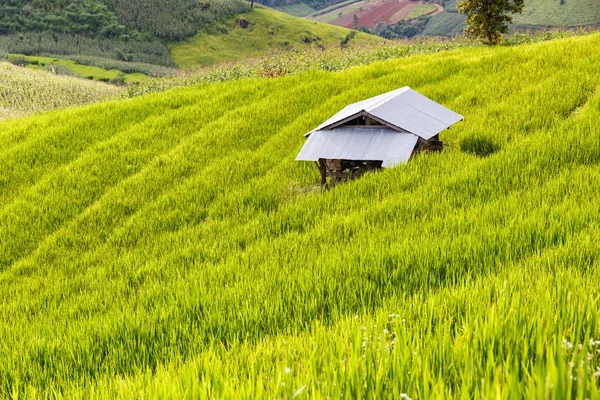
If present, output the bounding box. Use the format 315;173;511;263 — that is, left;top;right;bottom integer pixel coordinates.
307;87;463;140
296;127;419;168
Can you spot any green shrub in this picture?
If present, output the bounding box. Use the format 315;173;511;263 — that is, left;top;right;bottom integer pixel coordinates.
109;72;127;86
460;134;500;157
9;55;30;66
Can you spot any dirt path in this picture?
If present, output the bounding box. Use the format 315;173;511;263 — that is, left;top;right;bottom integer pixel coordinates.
430;3;444;16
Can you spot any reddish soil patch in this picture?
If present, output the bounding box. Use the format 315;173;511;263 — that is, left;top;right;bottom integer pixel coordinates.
331;0;414;29
388;2;418;24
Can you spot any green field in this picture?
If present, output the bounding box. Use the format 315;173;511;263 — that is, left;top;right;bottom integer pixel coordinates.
170;6;381;67
406;3;438;19
310;0;365;23
10;55;150;84
516;0;600;26
427;0;600;38
423;11;466;36
276;3;317;17
2;33;600;398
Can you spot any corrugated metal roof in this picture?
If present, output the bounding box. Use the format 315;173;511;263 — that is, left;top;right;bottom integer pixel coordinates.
296;127;419;168
307;87;463;140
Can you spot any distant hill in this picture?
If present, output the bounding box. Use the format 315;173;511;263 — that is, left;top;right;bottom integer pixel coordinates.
425;0;600;37
0;1;380;71
515;0;600;27
273;0;600;38
170;6;381;68
0;0;251;68
0;0;249;40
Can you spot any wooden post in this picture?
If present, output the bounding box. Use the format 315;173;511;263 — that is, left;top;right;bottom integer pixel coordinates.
316;159;327;191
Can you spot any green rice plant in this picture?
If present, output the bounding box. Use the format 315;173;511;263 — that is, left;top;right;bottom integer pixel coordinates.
460;133;500;156
0;32;599;398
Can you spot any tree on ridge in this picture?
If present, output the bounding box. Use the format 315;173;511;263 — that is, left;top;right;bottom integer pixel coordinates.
458;0;525;45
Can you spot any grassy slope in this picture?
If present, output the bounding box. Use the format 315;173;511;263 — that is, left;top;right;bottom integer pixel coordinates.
426;0;599;37
0;62;122;120
1;34;600;398
423;11;466;36
170;6;381;68
515;0;600;26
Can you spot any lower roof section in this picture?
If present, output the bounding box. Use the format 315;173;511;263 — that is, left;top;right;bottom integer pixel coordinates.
296;127;419;168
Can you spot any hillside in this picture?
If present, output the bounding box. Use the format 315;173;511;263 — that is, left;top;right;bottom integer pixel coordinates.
0;0;249;40
0;0;249;69
515;0;600;27
284;0;600;38
425;0;600;37
170;6;381;67
1;33;600;398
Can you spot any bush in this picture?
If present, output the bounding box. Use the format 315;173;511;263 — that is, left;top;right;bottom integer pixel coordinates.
460;134;500;157
9;56;30;66
109;73;127;86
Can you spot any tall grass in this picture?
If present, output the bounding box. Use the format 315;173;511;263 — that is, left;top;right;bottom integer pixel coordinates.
132;30;584;97
0;62;122;120
0;33;599;398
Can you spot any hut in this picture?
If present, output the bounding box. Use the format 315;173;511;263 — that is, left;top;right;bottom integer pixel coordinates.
296;87;463;188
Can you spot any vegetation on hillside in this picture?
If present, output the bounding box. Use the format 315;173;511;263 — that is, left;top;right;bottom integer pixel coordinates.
8;54;158;84
259;0;347;11
169;6;380;67
0;0;250;40
0;0;250;69
514;0;600;27
0;62;122;120
423;10;466;36
104;0;250;40
0;32;173;66
0;0;126;38
133;30;580;96
0;33;599;397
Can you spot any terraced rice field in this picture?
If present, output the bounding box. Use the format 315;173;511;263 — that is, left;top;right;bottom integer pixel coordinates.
2;33;600;398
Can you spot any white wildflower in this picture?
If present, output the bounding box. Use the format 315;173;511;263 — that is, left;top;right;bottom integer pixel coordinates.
292;385;307;398
284;367;291;374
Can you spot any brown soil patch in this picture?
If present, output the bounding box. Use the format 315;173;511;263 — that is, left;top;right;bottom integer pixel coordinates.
388;2;418;24
330;1;434;29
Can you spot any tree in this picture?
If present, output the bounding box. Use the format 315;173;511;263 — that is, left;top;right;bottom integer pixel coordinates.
458;0;524;45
